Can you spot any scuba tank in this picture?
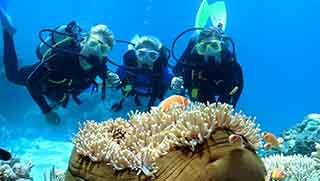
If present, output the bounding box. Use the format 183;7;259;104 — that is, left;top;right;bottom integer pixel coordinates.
36;21;82;62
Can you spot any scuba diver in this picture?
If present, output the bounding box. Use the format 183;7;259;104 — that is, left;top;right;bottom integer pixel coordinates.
171;26;243;107
0;8;121;125
111;35;173;112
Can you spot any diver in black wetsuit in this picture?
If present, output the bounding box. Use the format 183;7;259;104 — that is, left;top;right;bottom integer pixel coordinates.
171;27;243;107
0;9;120;125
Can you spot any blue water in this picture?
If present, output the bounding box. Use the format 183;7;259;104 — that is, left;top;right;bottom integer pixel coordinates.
1;0;320;179
0;0;6;9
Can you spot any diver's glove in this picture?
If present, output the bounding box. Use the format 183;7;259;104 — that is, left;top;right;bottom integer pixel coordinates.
0;8;16;35
106;71;121;87
170;76;184;94
44;110;61;125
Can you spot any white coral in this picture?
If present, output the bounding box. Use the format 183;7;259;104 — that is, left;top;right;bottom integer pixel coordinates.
0;164;17;180
262;154;320;181
0;159;33;181
311;142;320;164
12;161;33;179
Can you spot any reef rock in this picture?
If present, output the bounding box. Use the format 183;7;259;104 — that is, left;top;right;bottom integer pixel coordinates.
281;113;320;155
0;158;33;181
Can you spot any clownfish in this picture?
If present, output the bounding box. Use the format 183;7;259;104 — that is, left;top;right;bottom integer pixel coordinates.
262;132;283;150
270;168;286;180
158;95;189;112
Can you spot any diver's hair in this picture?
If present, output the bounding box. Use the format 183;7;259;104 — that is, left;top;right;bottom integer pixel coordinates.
196;28;222;43
131;35;162;51
89;24;115;49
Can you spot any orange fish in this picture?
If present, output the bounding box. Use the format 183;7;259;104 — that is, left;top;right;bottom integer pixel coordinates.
270;168;286;180
262;132;283;150
158;95;189;112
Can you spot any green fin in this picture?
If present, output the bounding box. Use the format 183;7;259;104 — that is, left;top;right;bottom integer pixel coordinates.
195;0;227;31
195;0;210;29
208;1;227;31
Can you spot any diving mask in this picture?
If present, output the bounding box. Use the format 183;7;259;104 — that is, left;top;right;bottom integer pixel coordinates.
194;39;223;56
135;48;160;65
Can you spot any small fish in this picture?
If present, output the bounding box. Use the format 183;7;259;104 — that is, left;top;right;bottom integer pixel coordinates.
228;134;244;146
270;168;286;180
158;95;189;112
262;132;283;150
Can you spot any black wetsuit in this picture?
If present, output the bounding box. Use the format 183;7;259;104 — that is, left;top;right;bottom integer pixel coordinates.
2;30;107;114
173;39;243;107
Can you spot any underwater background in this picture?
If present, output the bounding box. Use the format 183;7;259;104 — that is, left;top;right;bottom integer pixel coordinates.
1;0;320;179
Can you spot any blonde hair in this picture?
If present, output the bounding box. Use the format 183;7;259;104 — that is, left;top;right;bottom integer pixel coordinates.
129;35;162;51
89;24;115;49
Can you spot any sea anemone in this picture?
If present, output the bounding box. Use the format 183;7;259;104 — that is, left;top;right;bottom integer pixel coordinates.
72;102;262;176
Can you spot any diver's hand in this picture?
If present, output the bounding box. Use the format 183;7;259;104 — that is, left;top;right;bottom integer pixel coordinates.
170;76;184;94
107;71;121;87
0;8;16;35
44;111;61;125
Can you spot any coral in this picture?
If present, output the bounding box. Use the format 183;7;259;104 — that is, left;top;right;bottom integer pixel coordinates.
43;166;65;181
280;113;320;155
311;142;320;164
0;164;16;180
262;154;320;181
0;159;33;181
72;102;262;176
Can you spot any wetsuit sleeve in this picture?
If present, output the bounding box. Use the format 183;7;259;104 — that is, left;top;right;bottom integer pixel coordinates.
233;62;243;90
26;63;52;114
162;66;173;86
116;66;127;81
229;61;244;106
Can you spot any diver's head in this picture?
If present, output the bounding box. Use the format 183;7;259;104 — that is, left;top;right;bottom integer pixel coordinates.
131;35;162;69
80;24;114;70
193;28;224;57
